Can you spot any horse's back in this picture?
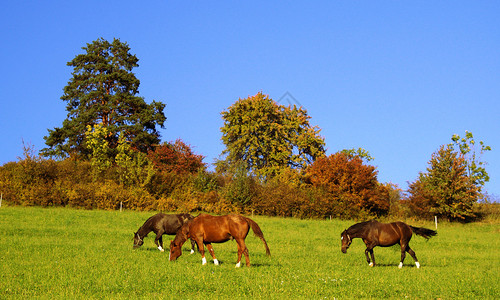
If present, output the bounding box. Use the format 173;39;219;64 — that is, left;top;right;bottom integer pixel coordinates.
144;213;184;235
391;221;413;237
161;214;189;235
190;214;249;243
145;213;166;228
192;214;233;231
193;214;244;226
373;221;412;246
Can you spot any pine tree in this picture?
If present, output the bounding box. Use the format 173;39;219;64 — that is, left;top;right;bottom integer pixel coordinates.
42;38;166;159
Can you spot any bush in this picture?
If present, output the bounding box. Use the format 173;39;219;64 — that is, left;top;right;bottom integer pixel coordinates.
3;144;488;221
306;153;389;217
144;171;189;199
147;140;205;175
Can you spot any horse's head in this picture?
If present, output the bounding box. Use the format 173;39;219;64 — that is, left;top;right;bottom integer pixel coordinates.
340;230;352;253
169;224;189;261
169;240;182;261
133;232;144;248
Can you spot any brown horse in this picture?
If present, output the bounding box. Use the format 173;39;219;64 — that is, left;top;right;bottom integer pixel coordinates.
169;214;271;267
340;220;437;268
133;213;196;253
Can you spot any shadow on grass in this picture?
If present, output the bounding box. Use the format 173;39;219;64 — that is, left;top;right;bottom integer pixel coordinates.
348;262;438;268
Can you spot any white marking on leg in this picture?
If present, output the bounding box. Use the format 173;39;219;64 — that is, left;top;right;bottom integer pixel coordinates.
235;261;241;268
158;246;164;252
214;259;219;265
415;262;420;269
369;262;374;267
398;262;403;269
190;249;195;254
202;257;207;265
169;253;171;260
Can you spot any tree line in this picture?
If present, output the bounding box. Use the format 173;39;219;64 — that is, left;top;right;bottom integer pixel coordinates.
0;38;494;221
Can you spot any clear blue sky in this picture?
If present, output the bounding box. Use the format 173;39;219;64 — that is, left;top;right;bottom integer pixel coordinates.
1;1;499;198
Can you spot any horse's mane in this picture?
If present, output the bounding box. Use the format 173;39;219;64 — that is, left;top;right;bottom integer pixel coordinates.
173;222;190;244
346;220;377;235
136;215;154;236
144;214;156;225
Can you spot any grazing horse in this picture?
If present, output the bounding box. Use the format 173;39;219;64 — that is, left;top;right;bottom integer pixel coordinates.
340;220;437;268
133;213;196;253
169;214;271;267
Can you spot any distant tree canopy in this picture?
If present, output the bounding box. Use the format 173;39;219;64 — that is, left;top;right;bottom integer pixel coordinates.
407;131;491;221
340;148;374;163
218;92;326;179
407;144;479;221
450;131;491;190
306;152;389;216
42;38;166;159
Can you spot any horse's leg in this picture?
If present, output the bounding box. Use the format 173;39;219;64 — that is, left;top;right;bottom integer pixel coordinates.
399;243;407;269
235;238;250;268
155;231;165;252
364;248;371;266
368;248;376;267
159;236;164;252
206;244;219;265
243;246;250;267
235;240;243;268
190;239;196;254
363;239;376;267
195;240;207;265
406;245;420;268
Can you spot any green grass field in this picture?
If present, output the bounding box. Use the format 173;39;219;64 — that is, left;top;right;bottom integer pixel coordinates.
0;206;498;299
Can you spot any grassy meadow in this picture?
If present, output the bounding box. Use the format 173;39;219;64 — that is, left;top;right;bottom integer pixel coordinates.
0;206;498;299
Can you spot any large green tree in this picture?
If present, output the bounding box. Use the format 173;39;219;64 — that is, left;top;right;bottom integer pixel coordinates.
218;92;325;179
42;38;166;159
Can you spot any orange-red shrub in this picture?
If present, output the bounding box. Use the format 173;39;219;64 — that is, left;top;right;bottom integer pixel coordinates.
147;140;205;175
306;153;389;216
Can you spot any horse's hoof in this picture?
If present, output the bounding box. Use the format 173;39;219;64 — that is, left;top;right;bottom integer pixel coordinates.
190;250;195;254
235;262;241;268
369;262;374;267
415;262;421;269
398;262;403;269
214;259;219;265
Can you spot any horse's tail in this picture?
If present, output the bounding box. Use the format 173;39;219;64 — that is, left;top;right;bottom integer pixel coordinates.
244;217;271;256
409;226;437;239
